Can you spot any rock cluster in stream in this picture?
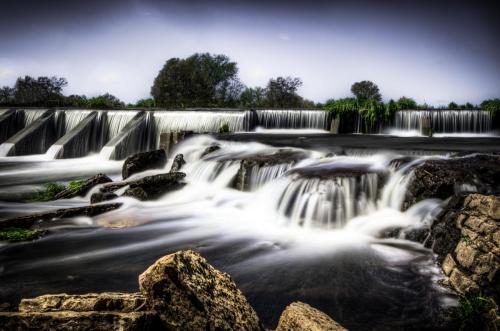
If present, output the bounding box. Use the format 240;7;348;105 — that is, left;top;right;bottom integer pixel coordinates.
0;250;347;331
404;154;500;208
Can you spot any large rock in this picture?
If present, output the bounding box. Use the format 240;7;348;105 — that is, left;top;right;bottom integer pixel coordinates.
0;311;159;331
276;302;347;331
139;250;263;330
19;293;147;313
123;172;186;201
405;154;500;207
122;149;167;180
54;174;112;200
426;194;500;302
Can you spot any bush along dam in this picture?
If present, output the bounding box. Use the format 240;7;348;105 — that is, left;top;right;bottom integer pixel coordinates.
0;107;499;331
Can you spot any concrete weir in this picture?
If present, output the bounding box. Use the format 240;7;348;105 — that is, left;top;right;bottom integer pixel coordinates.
100;111;151;160
0;109;22;144
0;110;56;156
46;111;98;159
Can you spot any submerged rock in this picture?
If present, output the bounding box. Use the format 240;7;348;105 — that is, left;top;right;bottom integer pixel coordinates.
405;154;500;207
169;153;186;172
139;250;263;330
426;194;500;302
90;192;118;204
0;203;122;230
54;174;112;200
123;172;186;201
276;302;347;331
122;149;167;180
201;144;221;158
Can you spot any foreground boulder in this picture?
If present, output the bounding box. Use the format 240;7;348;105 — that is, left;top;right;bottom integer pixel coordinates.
276;302;347;331
54;174;112;200
122;149;167;180
122;172;186;201
405;154;500;208
139;250;263;330
0;250;263;330
426;194;500;302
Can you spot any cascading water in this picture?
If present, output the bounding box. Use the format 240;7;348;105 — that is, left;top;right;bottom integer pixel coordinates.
0;134;458;330
154;110;251;134
255;109;330;129
393;110;493;133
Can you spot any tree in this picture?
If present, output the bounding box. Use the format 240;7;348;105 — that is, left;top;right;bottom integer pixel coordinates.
0;86;14;105
151;53;243;108
87;93;125;109
13;76;67;106
396;97;417;110
350;80;382;102
481;99;500;113
64;94;88;107
240;87;266;108
265;76;303;108
448;102;458;109
135;98;156;108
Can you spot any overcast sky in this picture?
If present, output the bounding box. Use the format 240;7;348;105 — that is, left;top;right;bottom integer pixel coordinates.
1;0;499;105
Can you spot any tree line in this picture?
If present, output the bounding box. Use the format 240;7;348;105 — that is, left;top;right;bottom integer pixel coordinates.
1;52;499;113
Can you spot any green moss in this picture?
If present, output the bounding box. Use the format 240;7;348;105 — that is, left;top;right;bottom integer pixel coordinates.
68;180;83;191
450;293;498;331
31;183;66;202
0;228;42;242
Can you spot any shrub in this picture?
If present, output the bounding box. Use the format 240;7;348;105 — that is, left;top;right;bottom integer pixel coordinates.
450;293;498;331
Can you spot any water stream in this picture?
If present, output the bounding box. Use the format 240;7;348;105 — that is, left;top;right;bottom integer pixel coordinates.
0;135;455;330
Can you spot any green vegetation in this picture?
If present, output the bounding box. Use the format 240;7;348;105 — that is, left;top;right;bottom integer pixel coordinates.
68;180;84;191
219;123;230;133
450;293;498;331
0;53;497;112
151;53;243;108
31;183;66;202
481;99;500;114
0;228;42;242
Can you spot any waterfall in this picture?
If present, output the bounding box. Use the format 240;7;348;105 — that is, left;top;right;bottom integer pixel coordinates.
394;110;493;133
54;110;95;137
255;110;330;129
24;109;48;127
154;110;251;134
248;163;292;190
272;172;382;229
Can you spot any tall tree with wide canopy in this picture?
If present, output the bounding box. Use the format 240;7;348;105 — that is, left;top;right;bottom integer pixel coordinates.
350;80;382;102
151;53;243;108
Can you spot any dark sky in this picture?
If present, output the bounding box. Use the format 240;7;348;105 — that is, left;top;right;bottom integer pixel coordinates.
1;0;499;104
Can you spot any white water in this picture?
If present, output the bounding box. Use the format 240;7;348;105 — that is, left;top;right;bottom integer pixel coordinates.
255;109;329;129
154;110;250;133
394;110;493;133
